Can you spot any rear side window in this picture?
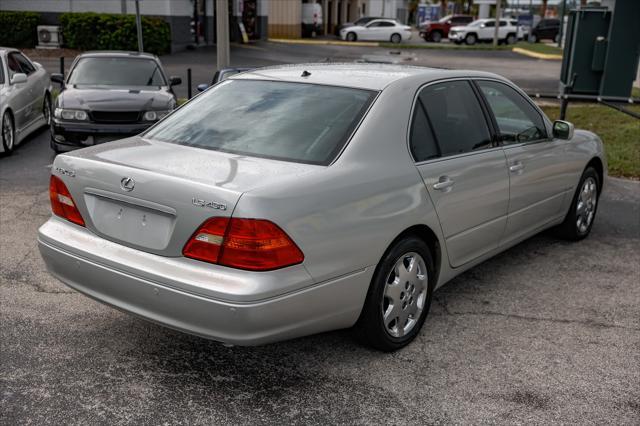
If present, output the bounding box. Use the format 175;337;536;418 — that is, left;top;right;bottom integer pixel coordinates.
477;80;547;144
410;101;439;162
452;17;472;25
145;80;376;165
415;80;492;158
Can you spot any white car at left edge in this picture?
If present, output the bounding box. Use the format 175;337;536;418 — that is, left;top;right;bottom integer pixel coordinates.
340;19;412;43
1;47;52;155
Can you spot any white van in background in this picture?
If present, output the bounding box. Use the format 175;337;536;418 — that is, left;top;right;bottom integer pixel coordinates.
302;3;323;37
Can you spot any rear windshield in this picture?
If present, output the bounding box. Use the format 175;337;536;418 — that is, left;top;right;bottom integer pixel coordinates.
145;80;377;165
68;57;166;86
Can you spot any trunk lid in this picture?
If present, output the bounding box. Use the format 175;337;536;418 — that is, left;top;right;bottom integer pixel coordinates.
53;137;322;256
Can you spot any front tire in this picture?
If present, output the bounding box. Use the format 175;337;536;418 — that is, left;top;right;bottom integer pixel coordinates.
430;31;442;43
355;236;435;351
555;167;600;240
390;33;402;44
465;33;477;45
346;32;357;42
2;111;15;155
506;33;517;45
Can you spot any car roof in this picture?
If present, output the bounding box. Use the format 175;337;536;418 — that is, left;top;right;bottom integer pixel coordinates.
231;63;506;91
0;47;19;55
76;51;159;60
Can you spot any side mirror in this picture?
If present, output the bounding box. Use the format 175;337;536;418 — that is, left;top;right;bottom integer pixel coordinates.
10;73;27;84
50;73;64;85
552;120;574;140
197;83;209;92
170;76;182;86
33;61;42;68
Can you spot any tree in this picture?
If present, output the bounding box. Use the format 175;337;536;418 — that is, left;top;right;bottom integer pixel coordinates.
541;0;548;17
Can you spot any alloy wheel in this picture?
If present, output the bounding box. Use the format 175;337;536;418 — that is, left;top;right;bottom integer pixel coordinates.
576;177;597;234
382;252;428;338
2;113;14;151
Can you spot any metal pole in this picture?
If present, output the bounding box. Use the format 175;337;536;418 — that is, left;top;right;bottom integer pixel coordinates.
187;68;192;99
493;0;502;48
559;97;569;120
216;0;230;69
135;0;144;52
193;0;199;45
557;0;566;48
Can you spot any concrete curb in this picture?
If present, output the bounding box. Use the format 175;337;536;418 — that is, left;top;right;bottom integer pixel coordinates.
512;47;563;61
268;38;380;47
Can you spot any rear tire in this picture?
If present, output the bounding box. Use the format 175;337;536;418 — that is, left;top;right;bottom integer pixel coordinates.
555;167;600;241
465;33;477;45
529;33;538;43
355;236;435;352
390;33;402;44
346;32;357;42
43;94;52;126
1;111;15;155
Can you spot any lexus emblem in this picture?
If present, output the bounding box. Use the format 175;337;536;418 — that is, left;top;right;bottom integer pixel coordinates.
120;177;135;192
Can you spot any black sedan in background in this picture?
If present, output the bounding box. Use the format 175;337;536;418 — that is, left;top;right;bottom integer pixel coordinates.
50;51;180;153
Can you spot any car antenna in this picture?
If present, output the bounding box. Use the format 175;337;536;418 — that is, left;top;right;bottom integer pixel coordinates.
301;70;311;77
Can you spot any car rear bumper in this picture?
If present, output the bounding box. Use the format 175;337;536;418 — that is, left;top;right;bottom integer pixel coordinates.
37;218;373;346
50;118;152;149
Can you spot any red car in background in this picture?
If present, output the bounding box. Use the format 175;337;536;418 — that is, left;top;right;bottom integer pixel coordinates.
419;14;474;42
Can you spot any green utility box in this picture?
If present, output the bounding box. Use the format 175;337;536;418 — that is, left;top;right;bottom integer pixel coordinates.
560;2;640;99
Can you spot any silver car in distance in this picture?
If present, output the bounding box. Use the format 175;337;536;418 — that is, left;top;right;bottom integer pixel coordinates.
38;64;606;351
1;47;52;154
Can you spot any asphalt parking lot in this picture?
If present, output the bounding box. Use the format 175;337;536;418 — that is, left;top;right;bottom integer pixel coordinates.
1;123;639;423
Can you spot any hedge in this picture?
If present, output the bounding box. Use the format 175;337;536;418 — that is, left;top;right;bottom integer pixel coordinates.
0;11;40;48
60;12;171;55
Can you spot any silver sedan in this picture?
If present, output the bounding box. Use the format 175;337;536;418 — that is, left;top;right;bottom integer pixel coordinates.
0;47;52;154
38;64;605;351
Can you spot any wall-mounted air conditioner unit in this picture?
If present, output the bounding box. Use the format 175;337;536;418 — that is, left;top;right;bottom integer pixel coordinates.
37;26;62;49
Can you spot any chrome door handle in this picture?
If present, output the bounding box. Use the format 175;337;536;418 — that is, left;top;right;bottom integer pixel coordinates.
509;162;525;173
433;177;455;192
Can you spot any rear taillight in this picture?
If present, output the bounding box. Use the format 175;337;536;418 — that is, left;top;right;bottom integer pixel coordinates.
183;218;304;271
49;175;85;226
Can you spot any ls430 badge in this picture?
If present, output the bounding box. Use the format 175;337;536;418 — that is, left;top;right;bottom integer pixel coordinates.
192;198;227;211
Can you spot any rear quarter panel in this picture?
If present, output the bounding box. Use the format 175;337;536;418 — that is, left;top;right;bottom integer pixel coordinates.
232;82;445;286
563;129;607;193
